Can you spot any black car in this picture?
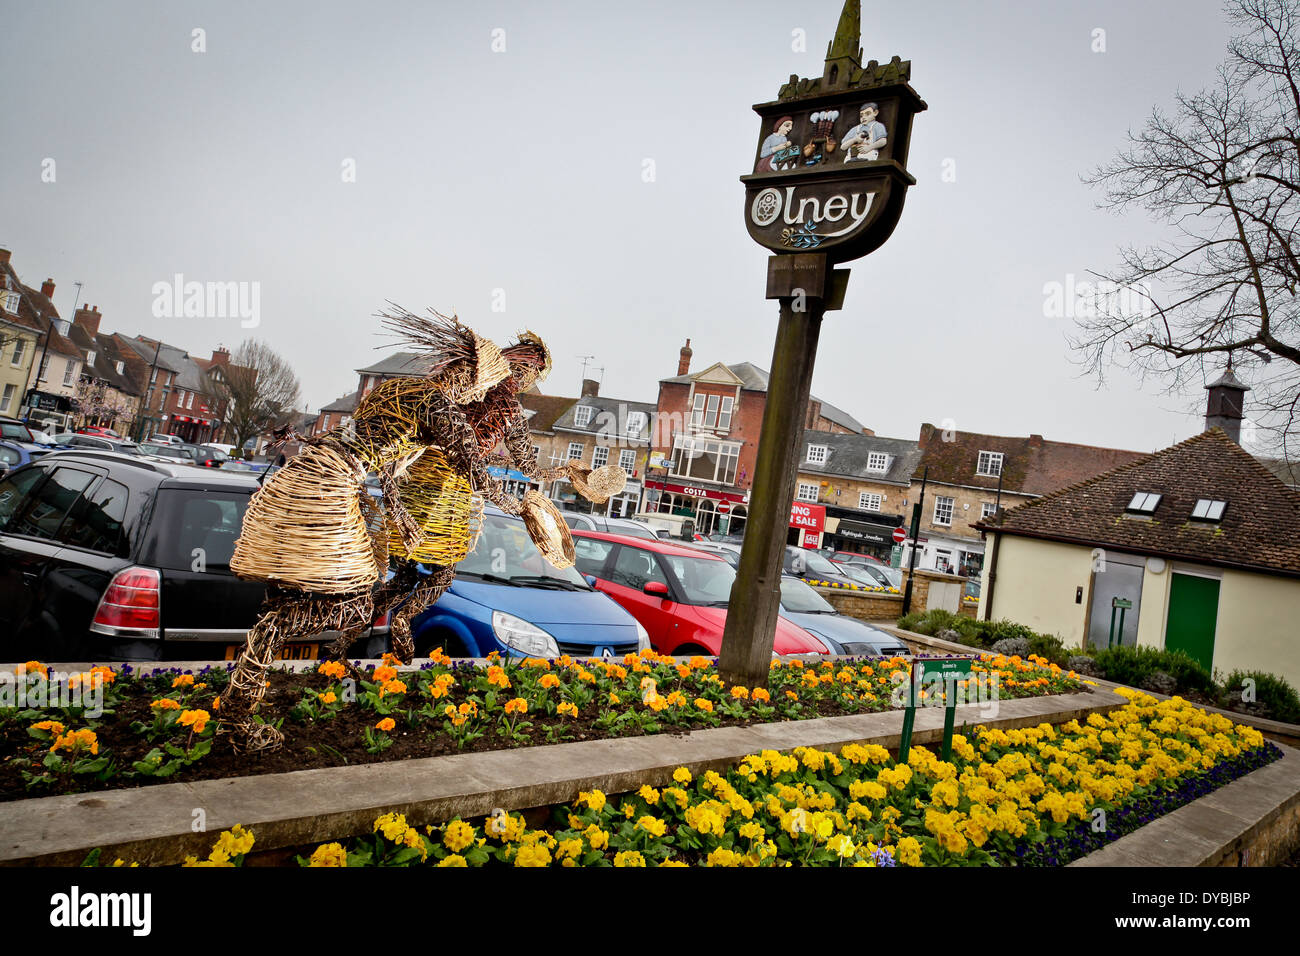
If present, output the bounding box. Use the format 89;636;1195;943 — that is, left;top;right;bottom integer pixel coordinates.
782;545;866;589
0;451;385;661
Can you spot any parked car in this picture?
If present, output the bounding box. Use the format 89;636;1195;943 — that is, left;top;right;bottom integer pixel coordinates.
410;508;650;659
140;442;199;465
782;545;868;590
0;451;385;661
55;433;146;457
77;426;123;439
837;562;902;590
147;433;184;445
560;510;659;540
829;550;884;567
0;417;54;460
776;576;911;657
190;444;230;468
690;540;742;567
0;440;34;477
571;530;830;657
632;511;698;541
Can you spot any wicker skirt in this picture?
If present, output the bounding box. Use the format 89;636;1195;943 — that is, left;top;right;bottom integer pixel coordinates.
230;443;381;593
386;448;484;566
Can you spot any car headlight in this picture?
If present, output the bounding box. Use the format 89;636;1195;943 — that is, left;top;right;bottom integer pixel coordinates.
634;618;651;652
798;627;835;655
491;611;559;658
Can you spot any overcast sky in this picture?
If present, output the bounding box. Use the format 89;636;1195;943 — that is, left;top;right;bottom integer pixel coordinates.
0;0;1238;453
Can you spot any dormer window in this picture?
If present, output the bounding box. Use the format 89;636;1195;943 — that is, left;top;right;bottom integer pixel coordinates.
574;405;594;428
806;444;828;464
867;452;889;472
626;411;647;438
86;350;96;367
976;451;1003;477
1126;492;1162;514
115;361;124;374
1190;499;1227;522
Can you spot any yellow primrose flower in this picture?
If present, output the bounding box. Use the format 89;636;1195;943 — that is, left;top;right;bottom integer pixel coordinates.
309;843;348;867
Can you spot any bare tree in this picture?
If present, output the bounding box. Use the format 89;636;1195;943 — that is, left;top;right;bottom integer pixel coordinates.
220;340;301;452
1073;0;1300;458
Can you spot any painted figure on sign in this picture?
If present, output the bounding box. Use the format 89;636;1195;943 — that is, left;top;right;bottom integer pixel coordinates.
756;116;799;172
842;102;887;162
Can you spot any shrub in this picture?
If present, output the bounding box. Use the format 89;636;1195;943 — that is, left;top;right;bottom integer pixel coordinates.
1027;633;1071;668
1090;646;1216;697
1219;670;1300;724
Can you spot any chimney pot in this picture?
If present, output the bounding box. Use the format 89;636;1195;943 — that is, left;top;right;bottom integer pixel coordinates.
581;378;599;398
41;279;55;299
677;338;693;376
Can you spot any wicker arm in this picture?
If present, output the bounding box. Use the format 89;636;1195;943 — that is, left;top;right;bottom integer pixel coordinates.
415;396;524;516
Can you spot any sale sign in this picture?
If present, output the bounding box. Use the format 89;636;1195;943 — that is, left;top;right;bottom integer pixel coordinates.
789;502;825;533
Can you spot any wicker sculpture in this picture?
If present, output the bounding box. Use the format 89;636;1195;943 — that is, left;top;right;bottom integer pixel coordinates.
219;309;626;754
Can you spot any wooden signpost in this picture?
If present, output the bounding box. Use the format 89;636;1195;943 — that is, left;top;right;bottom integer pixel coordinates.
718;0;926;688
898;657;973;763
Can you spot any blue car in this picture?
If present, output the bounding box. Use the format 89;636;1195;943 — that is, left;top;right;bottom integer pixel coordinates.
411;507;651;659
0;440;34;476
777;575;911;657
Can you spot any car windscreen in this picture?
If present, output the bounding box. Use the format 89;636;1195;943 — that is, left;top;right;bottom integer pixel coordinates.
456;513;590;589
660;553;736;605
608;520;657;539
801;549;843;577
199;446;229;461
0;421;33;442
140;488;250;571
779;576;836;613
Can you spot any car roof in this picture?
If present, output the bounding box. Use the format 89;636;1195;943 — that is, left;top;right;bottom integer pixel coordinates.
29;450;261;488
570;528;725;560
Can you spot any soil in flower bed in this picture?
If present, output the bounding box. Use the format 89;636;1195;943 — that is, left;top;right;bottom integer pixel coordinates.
1;651;1085;802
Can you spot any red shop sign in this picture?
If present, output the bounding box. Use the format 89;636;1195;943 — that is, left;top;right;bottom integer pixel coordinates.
789;502;825;532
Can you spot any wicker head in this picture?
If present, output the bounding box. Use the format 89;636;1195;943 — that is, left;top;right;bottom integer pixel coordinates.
230;443;380;593
387;448;485;565
519;490;576;569
566;463;629;506
502;331;552;393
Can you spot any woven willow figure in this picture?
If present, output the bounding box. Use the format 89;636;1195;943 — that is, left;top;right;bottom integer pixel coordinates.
220;309;626;754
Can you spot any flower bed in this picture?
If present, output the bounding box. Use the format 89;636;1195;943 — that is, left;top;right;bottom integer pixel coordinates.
0;651;1083;801
91;690;1279;867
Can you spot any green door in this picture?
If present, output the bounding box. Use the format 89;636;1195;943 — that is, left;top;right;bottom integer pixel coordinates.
1164;573;1220;672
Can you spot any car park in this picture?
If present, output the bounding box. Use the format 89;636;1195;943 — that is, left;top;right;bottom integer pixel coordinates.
0;451;385;661
0;417;55;460
775;576;911;657
148;433;184;445
0;440;34;477
560;510;659;540
632;511;698;541
829;550;884;567
55;433;147;458
140;442;199;465
77;426;123;439
837;561;902;590
411;507;649;659
782;545;868;589
571;530;831;657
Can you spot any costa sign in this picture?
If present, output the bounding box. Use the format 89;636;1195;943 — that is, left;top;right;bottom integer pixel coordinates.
740;5;925;265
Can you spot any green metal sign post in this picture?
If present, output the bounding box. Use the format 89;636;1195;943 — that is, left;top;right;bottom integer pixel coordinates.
898;657;974;763
1108;596;1132;648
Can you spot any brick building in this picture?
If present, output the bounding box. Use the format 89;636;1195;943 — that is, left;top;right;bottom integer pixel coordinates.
0;255;83;428
544;379;655;518
646;340;868;536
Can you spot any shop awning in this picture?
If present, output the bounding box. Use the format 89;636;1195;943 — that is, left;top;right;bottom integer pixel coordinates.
489;465;532;482
832;519;898;545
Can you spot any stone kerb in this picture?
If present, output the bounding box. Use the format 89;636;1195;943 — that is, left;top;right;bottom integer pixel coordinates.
0;687;1123;867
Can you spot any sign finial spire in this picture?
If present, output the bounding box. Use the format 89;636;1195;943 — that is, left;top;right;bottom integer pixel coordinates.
825;0;863;83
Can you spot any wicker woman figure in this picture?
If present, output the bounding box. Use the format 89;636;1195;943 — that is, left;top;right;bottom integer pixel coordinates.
220;310;623;753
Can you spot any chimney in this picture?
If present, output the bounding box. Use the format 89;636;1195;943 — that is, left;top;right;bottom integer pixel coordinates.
211;346;230;366
40;278;55;299
1028;434;1044;448
0;249;10;265
1205;366;1248;443
581;378;599;398
74;304;101;337
677;338;693;376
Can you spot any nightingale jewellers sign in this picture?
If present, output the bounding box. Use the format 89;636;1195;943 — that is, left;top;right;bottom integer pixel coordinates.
740;21;926;266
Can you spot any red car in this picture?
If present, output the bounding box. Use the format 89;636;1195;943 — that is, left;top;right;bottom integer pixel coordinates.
76;426;122;439
570;530;830;657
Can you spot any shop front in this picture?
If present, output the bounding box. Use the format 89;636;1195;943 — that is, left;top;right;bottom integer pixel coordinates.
168;412;218;445
642;479;748;536
821;506;906;561
22;389;74;431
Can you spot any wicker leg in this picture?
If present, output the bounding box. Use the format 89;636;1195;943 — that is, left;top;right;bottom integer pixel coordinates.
219;604;294;755
392;566;455;662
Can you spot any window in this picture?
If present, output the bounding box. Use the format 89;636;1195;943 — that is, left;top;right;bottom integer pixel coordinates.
10;338;25;367
9;467;96;540
0;466;48;529
981;502;998;519
150;367;158;384
859;492;882;511
531;444;541;462
619;448;636;472
3;290;19;313
1126;492;1162;514
690;393;706;427
115;360;124;374
574;405;594;428
612;546;669;591
704;394;719;428
86;350;96;367
669;435;741;485
867;452;889;472
592;446;609;468
59;478;129;555
1191;499;1227;521
62;362;76;386
717;396;734;430
626;411;647;438
976;451;1003;477
566;442;584;461
574;536;615;577
797;482;820;502
38;355;49;381
933;496;955;525
0;384;12;413
186;392;194;409
806;444;828;464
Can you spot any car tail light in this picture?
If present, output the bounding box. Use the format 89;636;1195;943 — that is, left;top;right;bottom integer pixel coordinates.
372;609;391;627
90;566;161;639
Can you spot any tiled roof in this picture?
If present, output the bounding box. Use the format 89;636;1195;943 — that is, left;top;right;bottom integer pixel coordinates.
519;393;577;432
914;423;1146;495
799;429;920;485
320;390;359;414
356;351;436;377
554;394;657;441
979;429;1300;578
66;325;140;395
